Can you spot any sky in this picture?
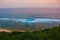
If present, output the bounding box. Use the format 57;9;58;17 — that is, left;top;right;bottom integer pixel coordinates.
0;0;60;19
0;0;60;8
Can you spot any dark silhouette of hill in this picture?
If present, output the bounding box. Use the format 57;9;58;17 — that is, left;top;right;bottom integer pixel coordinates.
0;25;60;40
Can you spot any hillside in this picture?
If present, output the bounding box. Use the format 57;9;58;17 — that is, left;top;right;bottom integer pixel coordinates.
0;25;60;40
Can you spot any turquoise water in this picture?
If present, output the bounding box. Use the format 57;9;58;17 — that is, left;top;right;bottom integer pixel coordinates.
0;8;60;29
0;18;60;23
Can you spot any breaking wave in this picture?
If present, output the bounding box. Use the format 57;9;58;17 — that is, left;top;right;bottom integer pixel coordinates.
0;18;60;23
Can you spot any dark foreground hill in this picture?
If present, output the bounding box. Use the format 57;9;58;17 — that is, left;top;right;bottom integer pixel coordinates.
0;25;60;40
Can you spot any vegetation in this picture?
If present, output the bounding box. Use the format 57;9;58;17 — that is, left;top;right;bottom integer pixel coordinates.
0;25;60;40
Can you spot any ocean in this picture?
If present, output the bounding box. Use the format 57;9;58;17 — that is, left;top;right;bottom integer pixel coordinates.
0;8;60;30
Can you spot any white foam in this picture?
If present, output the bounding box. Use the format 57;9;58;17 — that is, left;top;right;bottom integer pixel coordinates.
0;18;60;23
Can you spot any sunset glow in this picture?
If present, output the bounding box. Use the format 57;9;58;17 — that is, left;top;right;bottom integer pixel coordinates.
0;0;60;8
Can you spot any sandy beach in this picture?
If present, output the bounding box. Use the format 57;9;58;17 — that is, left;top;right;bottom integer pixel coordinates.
0;28;12;32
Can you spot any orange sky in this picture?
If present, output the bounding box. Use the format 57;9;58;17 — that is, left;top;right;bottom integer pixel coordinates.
0;0;60;8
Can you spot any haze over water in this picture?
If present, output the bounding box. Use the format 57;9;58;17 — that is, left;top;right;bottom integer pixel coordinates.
0;8;60;19
0;0;60;19
0;0;60;30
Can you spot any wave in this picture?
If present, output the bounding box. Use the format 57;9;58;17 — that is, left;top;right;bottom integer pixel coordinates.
0;18;60;23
